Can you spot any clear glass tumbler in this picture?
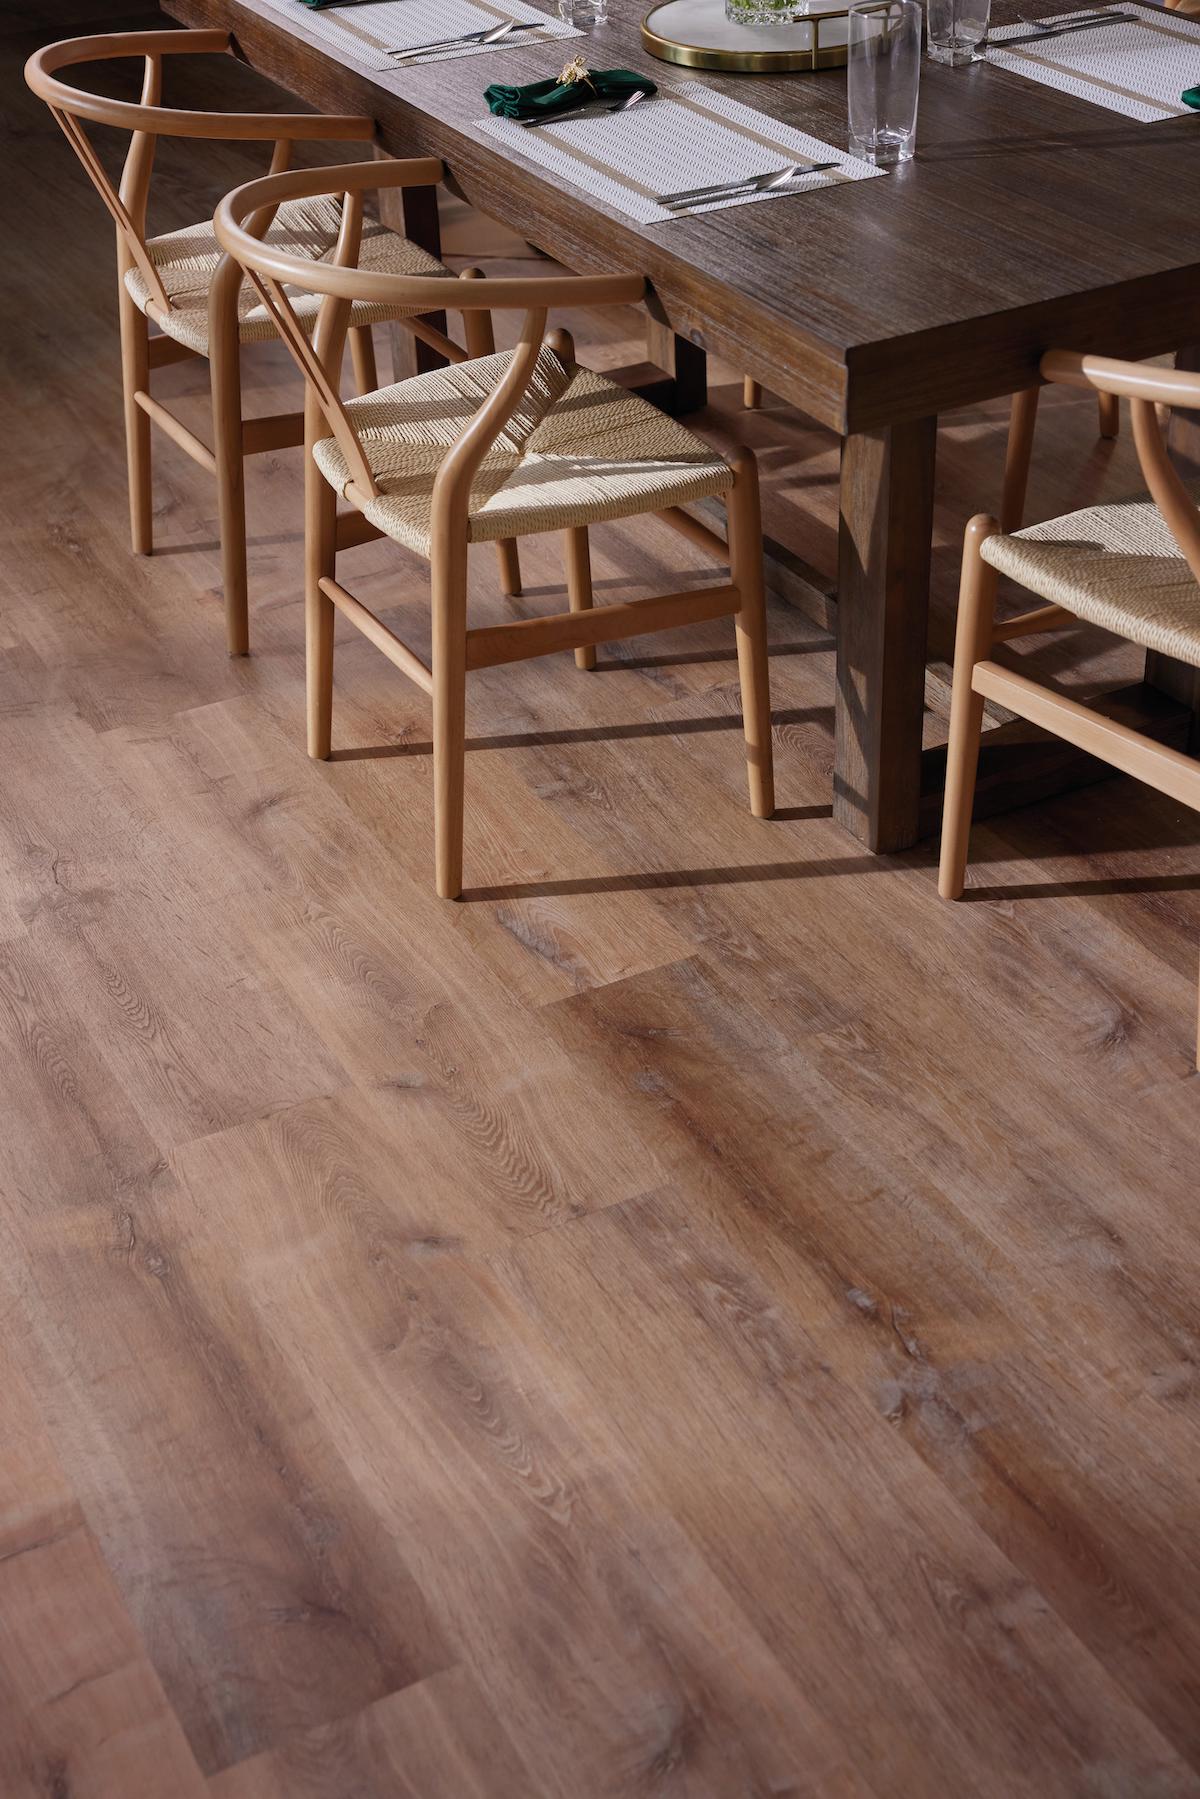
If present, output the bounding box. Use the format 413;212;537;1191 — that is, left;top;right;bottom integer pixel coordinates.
847;0;921;166
558;0;609;24
926;0;990;62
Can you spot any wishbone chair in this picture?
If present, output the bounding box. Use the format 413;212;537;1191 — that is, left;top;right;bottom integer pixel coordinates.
214;159;775;899
25;29;518;655
940;351;1200;1060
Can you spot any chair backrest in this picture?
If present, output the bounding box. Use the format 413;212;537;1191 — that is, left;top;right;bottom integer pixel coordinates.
1041;350;1200;586
24;31;377;319
214;160;648;532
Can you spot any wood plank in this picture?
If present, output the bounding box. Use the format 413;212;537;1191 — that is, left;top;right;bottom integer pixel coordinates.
0;1337;210;1799
207;1668;538;1799
834;418;936;851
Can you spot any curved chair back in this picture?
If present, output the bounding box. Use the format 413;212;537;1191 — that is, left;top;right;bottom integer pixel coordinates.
215;160;648;531
25;31;377;320
1041;350;1200;587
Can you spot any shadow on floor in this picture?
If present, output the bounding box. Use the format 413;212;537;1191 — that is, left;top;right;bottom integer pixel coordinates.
328;707;833;760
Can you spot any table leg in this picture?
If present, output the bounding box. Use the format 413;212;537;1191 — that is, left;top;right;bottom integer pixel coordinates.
375;152;449;379
833;418;937;852
643;315;708;416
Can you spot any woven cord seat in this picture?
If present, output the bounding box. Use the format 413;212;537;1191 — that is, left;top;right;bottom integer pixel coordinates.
981;483;1200;668
311;347;734;555
125;197;450;355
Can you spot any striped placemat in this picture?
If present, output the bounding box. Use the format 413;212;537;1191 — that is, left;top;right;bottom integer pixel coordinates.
985;4;1200;120
246;0;580;72
478;84;883;226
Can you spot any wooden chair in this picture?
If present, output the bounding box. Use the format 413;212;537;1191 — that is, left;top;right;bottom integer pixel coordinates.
939;350;1200;1060
25;29;517;656
1001;381;1121;532
214;158;774;899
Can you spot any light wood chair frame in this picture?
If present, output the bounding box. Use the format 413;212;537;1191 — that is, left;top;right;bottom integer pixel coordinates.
24;30;517;655
214;159;775;899
939;349;1200;1061
1001;381;1121;533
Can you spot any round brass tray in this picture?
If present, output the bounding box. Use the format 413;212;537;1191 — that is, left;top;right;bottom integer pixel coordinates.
641;0;854;71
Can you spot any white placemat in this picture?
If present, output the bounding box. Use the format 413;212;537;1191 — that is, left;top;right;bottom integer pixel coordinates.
248;0;580;71
478;83;882;225
985;4;1200;120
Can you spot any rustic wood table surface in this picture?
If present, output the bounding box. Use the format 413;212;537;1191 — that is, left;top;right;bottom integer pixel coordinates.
160;0;1200;851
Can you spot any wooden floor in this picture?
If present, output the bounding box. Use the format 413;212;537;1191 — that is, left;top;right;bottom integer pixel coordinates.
6;6;1200;1795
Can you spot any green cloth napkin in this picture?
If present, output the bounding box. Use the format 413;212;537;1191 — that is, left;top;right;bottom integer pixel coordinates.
1183;84;1200;106
485;67;657;122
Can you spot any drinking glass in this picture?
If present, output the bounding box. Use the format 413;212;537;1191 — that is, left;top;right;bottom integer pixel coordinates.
926;0;990;62
847;0;921;166
558;0;609;24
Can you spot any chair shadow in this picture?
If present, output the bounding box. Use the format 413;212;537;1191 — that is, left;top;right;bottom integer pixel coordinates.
963;871;1200;902
461;849;894;903
599;640;833;671
328;706;832;760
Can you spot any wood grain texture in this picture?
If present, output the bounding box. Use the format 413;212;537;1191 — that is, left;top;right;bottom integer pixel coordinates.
157;0;1200;852
159;0;1200;436
7;4;1200;1795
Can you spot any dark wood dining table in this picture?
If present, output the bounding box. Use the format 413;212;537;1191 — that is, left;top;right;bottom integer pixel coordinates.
162;0;1200;851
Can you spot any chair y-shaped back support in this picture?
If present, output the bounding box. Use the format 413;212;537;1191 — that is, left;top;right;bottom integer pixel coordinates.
26;30;381;653
214;160;774;898
23;33;522;653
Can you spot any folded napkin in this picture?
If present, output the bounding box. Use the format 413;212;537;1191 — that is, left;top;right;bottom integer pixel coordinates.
485;64;657;122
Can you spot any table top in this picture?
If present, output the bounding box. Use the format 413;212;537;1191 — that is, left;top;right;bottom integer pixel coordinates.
163;0;1200;431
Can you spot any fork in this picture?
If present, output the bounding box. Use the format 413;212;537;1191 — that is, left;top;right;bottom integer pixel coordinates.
386;19;541;60
656;163;835;207
991;10;1134;43
662;167;839;213
1018;8;1124;24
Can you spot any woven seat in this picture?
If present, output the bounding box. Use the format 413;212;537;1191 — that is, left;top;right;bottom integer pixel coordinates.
125;196;449;354
312;347;734;555
981;485;1200;667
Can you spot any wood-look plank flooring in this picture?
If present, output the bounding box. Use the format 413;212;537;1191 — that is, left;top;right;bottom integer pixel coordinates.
4;6;1200;1794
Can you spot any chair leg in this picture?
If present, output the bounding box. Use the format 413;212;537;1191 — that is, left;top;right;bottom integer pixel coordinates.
726;451;774;819
459;269;522;597
304;450;336;761
210;308;250;656
349;325;378;397
118;281;152;556
743;377;762;411
431;545;469;900
494;539;522;597
564;527;596;671
1098;391;1120;440
1001;385;1039;533
938;515;1000;901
